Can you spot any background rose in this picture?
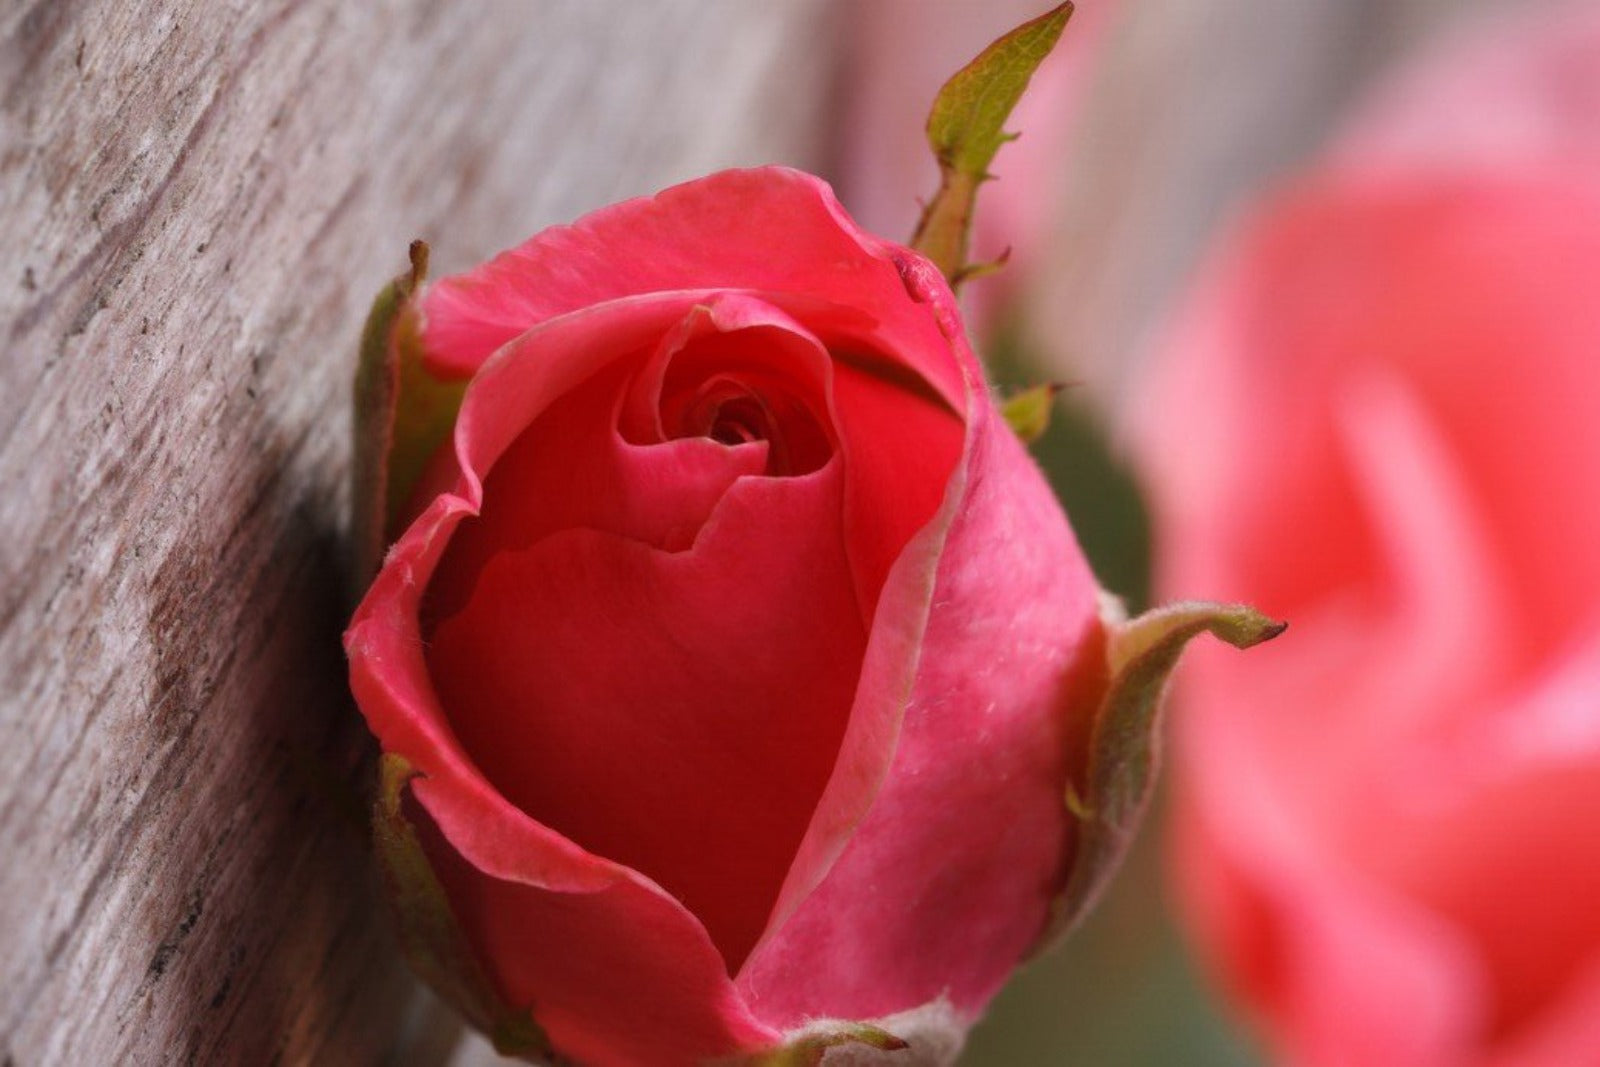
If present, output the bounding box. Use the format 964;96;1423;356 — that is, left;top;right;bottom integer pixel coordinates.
347;167;1107;1066
1136;6;1600;1058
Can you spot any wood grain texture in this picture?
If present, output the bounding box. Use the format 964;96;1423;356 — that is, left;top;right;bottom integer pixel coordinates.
0;2;830;1063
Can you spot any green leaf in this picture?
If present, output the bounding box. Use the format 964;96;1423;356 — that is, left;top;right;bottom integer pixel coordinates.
1047;600;1286;944
351;241;467;591
1000;382;1063;443
910;3;1073;282
373;755;555;1062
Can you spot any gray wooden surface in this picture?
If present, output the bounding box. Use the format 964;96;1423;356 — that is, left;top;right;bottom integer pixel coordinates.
0;3;830;1063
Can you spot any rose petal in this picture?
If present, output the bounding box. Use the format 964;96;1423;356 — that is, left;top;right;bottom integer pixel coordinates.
830;356;965;622
421;281;974;980
410;793;778;1067
739;397;1102;1024
420;167;966;410
424;356;770;625
1170;752;1481;1067
428;457;866;974
620;296;837;476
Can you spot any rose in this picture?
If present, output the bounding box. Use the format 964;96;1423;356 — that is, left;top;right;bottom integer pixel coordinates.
343;12;1286;1061
1136;169;1600;1066
345;168;1111;1066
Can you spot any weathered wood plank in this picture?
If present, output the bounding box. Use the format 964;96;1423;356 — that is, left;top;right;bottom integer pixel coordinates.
0;2;830;1063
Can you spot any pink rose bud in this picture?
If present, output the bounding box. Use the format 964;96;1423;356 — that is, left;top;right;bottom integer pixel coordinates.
1137;5;1600;1048
345;12;1278;1064
347;166;1106;1066
345;164;1277;1066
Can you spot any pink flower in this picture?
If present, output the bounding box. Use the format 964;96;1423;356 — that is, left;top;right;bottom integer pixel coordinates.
1139;156;1600;1067
345;168;1108;1066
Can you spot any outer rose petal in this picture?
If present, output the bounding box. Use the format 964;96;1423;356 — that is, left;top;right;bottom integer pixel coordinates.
740;386;1103;1026
419;167;964;411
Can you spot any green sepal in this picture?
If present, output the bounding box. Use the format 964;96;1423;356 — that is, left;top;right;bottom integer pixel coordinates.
910;3;1073;283
373;754;556;1062
351;241;467;590
721;1022;909;1067
999;382;1064;443
1046;600;1286;945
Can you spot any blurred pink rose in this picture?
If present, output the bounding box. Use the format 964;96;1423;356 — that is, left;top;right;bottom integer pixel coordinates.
1137;8;1600;1057
1143;170;1600;1067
